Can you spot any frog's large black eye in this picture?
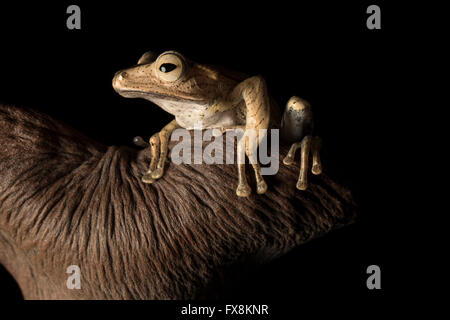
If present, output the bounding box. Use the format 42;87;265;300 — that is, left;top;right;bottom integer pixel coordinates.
159;63;177;73
155;51;185;82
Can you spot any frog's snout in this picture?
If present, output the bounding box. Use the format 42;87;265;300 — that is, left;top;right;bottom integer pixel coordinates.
112;71;130;93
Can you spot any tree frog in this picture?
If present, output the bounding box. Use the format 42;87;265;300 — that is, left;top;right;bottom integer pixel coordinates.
113;50;322;197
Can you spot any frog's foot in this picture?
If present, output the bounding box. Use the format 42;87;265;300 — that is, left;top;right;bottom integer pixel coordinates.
283;135;322;190
236;180;252;197
235;165;267;197
142;172;155;184
311;138;323;176
252;163;268;194
141;133;160;184
146;119;180;182
151;167;165;180
256;180;268;195
282;142;300;166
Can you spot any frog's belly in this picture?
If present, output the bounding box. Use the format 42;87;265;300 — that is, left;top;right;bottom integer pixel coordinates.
149;97;240;130
176;109;238;130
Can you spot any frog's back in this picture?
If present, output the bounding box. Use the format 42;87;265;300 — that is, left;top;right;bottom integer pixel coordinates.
212;65;282;128
210;64;249;83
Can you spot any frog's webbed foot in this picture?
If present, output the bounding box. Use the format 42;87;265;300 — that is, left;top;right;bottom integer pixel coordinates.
133;135;155;183
150;120;179;180
236;166;252;197
142;133;160;184
141;119;180;184
281;96;322;190
236;161;268;197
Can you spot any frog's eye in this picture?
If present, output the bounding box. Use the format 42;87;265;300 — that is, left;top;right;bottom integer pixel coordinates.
155;51;185;82
159;63;177;73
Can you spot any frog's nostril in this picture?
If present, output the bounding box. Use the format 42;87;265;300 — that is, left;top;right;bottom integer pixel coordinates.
113;71;128;90
119;72;128;80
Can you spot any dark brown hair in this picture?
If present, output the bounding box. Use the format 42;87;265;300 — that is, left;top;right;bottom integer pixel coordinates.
0;104;356;299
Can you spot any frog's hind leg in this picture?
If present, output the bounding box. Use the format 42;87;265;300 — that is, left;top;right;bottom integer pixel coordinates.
235;132;268;197
231;76;271;197
142;133;160;184
246;133;268;195
236;137;252;197
281;96;322;190
311;136;322;175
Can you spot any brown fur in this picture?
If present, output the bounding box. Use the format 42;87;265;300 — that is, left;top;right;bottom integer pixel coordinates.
0;104;357;299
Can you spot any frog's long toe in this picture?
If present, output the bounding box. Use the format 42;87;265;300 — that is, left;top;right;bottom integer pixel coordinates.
133;136;150;148
283;155;294;166
311;137;322;175
236;183;252;197
151;167;164;179
283;142;302;166
142;172;155;184
312;163;322;175
256;180;268;194
296;179;308;191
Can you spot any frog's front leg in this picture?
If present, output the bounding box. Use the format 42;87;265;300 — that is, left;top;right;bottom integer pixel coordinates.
151;119;180;180
232;76;271;197
281;97;322;190
141;119;180;184
142;133;160;183
152;120;180;179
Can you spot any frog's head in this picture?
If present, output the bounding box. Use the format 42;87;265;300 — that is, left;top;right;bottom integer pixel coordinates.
113;50;230;115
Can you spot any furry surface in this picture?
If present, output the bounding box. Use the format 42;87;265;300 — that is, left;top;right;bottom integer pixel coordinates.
0;104;357;299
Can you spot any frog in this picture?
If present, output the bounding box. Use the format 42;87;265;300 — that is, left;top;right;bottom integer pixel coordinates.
112;50;322;197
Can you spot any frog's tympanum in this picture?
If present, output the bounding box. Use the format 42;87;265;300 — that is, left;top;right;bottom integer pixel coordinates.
113;50;322;197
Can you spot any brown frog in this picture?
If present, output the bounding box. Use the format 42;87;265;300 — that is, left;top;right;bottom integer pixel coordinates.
113;50;322;197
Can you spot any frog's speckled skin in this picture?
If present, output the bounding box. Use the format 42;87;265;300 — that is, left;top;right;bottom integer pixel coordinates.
113;50;322;196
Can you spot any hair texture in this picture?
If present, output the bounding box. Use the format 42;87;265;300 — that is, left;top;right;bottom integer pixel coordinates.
0;104;357;299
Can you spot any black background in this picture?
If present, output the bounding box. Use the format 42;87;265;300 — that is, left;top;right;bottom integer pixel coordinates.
0;0;408;315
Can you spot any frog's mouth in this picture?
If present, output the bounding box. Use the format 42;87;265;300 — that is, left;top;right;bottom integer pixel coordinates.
115;88;208;106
